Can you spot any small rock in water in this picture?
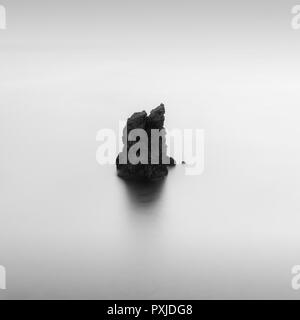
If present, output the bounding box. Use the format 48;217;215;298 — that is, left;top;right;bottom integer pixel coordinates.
116;103;176;181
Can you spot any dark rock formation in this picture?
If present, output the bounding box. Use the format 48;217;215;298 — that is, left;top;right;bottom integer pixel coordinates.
116;104;175;180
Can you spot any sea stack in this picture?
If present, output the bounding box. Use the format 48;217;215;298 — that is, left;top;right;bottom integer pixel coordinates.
116;104;175;180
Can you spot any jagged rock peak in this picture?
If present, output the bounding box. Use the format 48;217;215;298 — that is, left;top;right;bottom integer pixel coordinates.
116;103;175;181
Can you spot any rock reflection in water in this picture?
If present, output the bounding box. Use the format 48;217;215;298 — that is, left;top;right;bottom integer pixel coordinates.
120;178;166;209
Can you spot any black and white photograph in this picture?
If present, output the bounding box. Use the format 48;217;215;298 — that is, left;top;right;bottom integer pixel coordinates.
1;0;300;306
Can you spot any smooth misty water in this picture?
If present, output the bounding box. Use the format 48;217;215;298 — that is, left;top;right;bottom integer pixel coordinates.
0;50;300;299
